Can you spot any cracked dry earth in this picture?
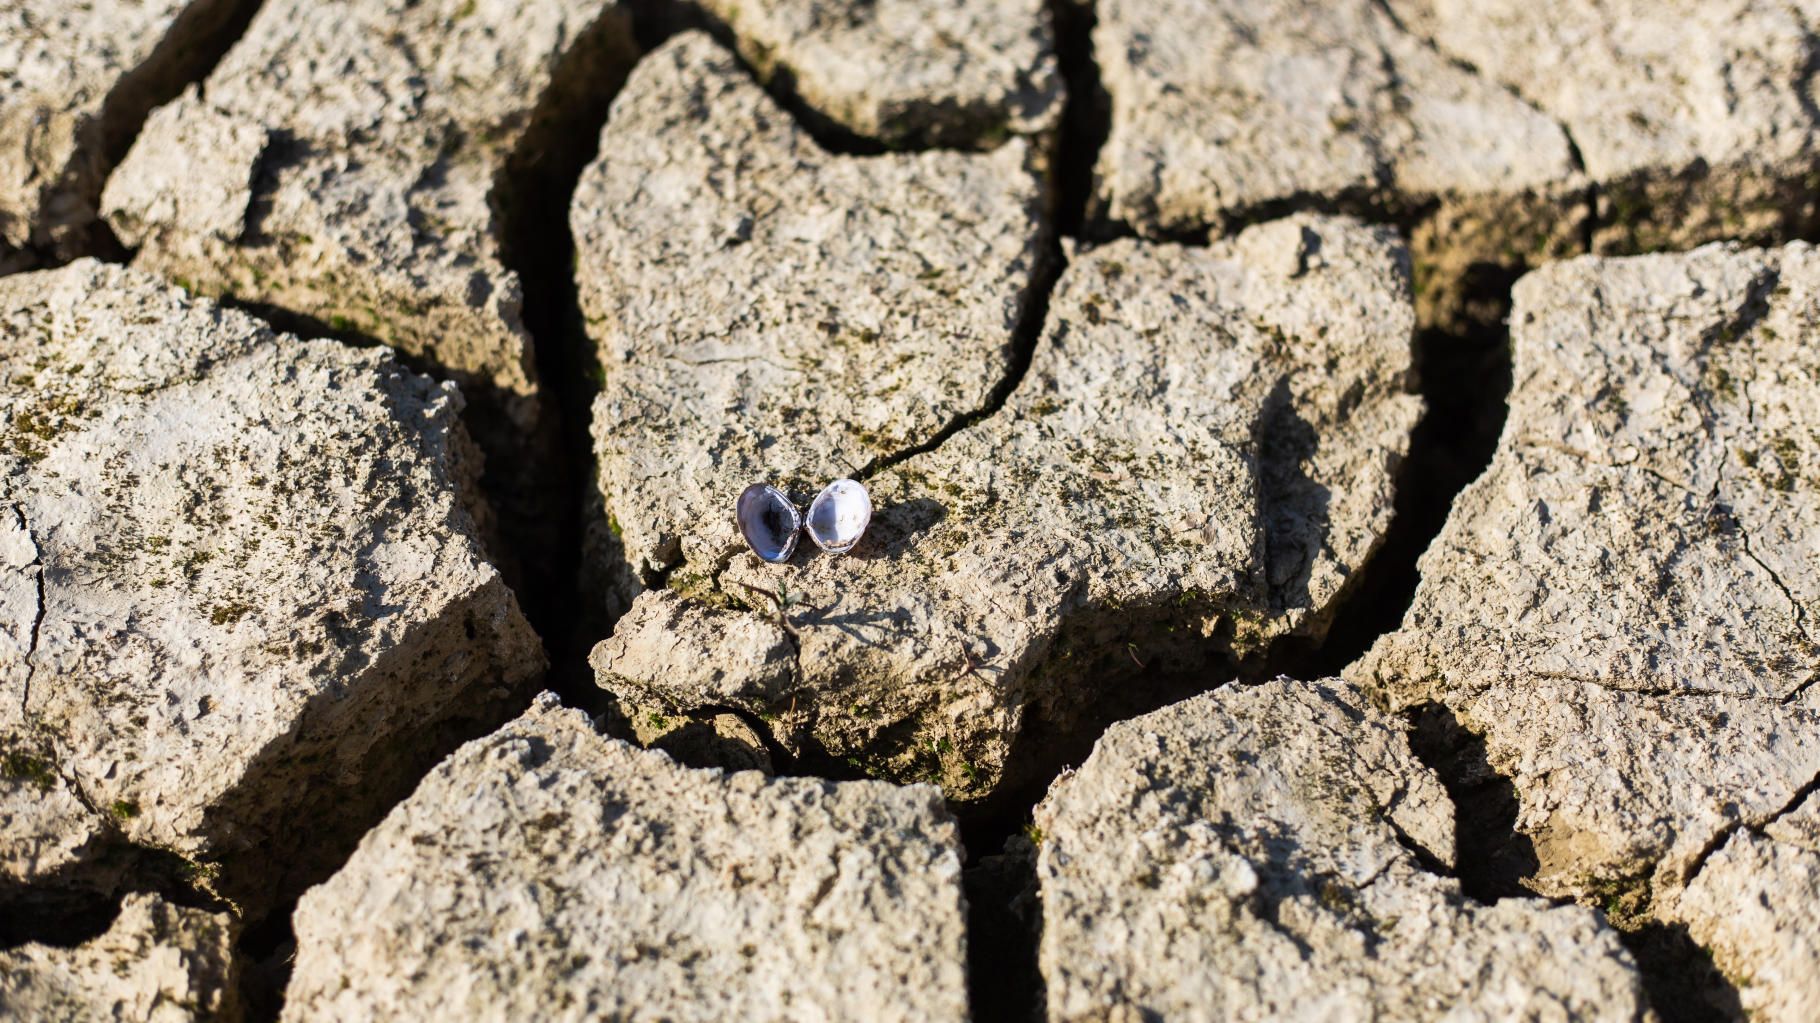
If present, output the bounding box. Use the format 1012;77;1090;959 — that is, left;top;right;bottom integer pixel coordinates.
3;1;1820;1022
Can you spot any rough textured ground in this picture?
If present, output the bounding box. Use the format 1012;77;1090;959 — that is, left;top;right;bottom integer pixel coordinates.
284;693;967;1022
1091;0;1578;235
101;0;637;590
1387;0;1820;254
1352;240;1820;1017
0;892;242;1022
1091;0;1820;331
0;0;248;267
1675;790;1820;1022
0;260;542;914
695;0;1061;146
575;30;1049;616
0;762;120;910
592;211;1418;800
1035;678;1650;1021
3;0;1820;1017
1089;0;1582;329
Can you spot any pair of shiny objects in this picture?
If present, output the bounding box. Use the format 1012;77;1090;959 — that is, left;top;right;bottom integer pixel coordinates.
737;479;871;563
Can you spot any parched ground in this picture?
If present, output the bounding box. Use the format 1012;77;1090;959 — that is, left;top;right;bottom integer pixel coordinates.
3;1;1819;1021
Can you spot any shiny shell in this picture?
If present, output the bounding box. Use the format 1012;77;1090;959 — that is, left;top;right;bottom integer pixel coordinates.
736;483;800;563
805;479;872;555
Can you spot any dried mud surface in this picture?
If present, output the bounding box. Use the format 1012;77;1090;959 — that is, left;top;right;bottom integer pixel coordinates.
5;1;1820;1019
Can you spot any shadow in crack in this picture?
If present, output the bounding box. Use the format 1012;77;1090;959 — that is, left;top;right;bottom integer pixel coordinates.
0;882;122;950
1276;310;1516;678
955;596;1252;847
963;835;1045;1023
1402;703;1747;1023
1402;702;1538;899
1620;922;1746;1023
622;0;886;156
623;0;1034;156
0;841;239;952
492;5;644;710
235;914;297;1023
27;0;269;266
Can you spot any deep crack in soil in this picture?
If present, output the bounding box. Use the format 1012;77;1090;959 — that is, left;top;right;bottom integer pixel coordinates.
224;11;649;1020
3;2;1809;1019
494;6;644;712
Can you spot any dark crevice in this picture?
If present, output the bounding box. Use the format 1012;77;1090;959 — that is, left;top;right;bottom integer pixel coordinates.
14;505;44;718
234;906;296;1022
598;699;800;777
0;885;122;950
1279;315;1514;677
964;610;1259;829
949;5;1100;1019
1783;667;1820;706
853;239;1061;483
963;835;1045;1023
1400;703;1538;900
1619;924;1747;1023
492;7;644;712
216;296;388;353
1211;189;1428;247
1048;0;1112;242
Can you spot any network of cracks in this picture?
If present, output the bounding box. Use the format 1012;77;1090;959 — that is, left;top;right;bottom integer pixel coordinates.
4;0;1814;1020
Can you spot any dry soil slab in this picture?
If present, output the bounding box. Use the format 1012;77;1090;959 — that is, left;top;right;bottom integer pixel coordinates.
0;260;542;915
0;0;248;268
282;693;968;1023
1091;0;1820;327
694;0;1061;147
1034;678;1650;1022
1387;0;1820;254
589;174;1418;800
101;0;638;583
1351;240;1820;1017
574;30;1051;618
